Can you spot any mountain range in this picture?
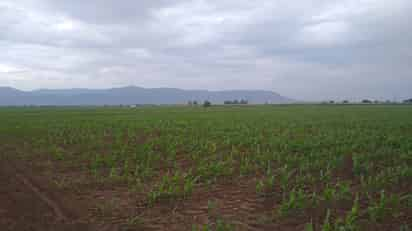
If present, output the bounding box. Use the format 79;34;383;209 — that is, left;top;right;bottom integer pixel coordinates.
0;86;293;106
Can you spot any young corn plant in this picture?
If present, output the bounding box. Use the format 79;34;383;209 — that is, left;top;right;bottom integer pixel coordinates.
147;173;181;205
109;166;120;179
278;188;310;217
51;145;65;161
256;174;276;196
321;181;352;203
319;167;332;183
147;171;197;205
334;195;360;231
335;181;352;201
367;190;401;222
197;160;233;183
322;184;337;202
239;156;256;176
321;209;333;231
192;200;235;231
278;165;294;193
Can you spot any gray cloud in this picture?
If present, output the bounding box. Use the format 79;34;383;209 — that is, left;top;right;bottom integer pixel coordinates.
0;0;411;101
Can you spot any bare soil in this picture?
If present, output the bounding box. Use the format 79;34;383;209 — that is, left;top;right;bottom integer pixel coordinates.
0;157;116;231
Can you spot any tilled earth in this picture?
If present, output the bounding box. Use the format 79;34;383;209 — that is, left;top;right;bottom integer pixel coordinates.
1;154;411;231
0;156;288;231
0;159;114;231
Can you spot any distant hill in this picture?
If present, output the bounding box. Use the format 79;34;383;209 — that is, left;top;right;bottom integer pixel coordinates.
0;86;293;106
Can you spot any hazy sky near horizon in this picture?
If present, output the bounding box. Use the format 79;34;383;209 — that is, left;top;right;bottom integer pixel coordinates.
0;0;411;101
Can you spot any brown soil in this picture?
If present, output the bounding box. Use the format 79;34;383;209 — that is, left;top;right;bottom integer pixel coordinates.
0;157;115;231
1;152;411;231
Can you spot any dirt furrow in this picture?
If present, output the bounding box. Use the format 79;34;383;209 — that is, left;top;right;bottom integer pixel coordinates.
0;159;116;231
14;171;70;222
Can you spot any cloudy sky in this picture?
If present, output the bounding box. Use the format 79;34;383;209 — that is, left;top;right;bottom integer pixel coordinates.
1;0;411;101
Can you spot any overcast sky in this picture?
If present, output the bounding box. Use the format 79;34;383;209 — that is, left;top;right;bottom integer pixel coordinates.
1;0;411;101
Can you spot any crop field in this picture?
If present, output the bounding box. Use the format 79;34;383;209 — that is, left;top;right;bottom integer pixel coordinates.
1;105;412;230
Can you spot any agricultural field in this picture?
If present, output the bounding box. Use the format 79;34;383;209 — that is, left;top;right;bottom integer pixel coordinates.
1;105;412;231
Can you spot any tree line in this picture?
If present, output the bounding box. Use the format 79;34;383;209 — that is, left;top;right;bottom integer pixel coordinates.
188;99;249;107
223;99;248;105
325;99;412;104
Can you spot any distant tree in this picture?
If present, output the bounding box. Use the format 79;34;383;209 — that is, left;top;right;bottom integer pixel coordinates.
374;100;380;104
193;100;198;105
203;100;212;107
240;99;248;104
403;98;412;104
362;99;372;104
329;100;335;104
342;100;349;104
223;99;248;105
